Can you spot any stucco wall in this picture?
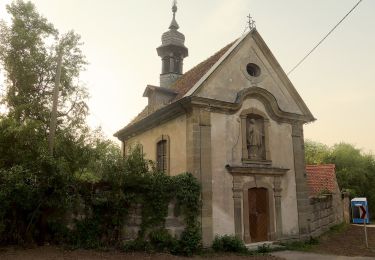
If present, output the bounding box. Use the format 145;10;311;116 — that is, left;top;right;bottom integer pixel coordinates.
125;114;187;176
196;35;303;115
211;98;299;238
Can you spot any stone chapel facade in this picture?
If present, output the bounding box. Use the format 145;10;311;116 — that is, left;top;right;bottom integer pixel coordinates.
115;3;316;246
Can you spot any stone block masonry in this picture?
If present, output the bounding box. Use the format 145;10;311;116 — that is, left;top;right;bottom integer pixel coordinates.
308;193;344;237
123;202;185;241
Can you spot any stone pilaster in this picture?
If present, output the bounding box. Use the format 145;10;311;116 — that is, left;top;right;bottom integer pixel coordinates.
186;107;200;178
233;176;243;239
273;176;283;238
200;109;213;246
292;122;311;238
186;107;213;247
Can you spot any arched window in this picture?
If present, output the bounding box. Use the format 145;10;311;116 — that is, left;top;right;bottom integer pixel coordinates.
157;139;167;172
156;135;170;173
162;57;170;74
174;58;181;74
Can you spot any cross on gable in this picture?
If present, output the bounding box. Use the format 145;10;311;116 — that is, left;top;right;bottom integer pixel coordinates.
247;14;256;30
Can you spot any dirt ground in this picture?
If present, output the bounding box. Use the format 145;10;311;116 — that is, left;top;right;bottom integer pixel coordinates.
0;246;283;260
310;224;375;257
2;225;374;259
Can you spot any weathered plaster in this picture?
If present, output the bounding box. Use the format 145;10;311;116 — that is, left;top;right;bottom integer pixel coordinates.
211;112;236;237
211;97;300;241
125;114;187;176
195;35;303;115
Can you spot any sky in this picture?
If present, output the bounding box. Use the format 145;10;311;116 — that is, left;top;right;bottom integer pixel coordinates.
0;0;374;153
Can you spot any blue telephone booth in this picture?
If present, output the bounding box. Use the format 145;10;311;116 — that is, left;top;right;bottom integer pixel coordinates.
351;197;370;224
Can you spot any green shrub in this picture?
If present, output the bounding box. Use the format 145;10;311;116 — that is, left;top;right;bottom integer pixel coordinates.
175;224;202;256
149;229;178;252
212;235;248;253
257;243;271;254
0;136;202;253
69;218;103;249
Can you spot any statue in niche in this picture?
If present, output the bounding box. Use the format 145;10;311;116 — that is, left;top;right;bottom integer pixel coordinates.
247;117;265;160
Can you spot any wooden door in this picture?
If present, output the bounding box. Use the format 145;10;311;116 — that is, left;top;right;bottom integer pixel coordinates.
248;188;269;242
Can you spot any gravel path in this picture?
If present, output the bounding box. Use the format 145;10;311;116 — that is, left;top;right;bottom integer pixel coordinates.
272;251;374;260
0;246;284;260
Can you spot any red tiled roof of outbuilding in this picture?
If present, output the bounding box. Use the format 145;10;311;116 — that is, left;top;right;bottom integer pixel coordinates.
306;164;338;196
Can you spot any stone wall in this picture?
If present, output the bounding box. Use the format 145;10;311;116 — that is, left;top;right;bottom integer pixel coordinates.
342;192;351;224
309;193;344;237
123;202;185;241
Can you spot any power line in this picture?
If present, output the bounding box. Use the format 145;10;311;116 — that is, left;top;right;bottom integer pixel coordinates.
287;0;363;76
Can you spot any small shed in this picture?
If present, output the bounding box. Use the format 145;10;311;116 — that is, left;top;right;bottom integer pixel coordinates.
351;197;370;224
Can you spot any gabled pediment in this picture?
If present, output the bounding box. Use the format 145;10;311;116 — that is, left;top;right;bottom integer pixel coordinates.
185;29;315;122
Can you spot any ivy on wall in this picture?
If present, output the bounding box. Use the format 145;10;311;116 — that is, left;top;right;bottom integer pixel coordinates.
68;146;202;255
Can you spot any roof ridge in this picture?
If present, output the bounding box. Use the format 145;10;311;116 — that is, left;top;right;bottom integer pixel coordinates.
173;40;236;84
306;164;336;168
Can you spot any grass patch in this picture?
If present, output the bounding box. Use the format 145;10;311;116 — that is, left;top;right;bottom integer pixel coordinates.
279;222;349;252
325;222;349;235
209;235;276;256
281;237;319;252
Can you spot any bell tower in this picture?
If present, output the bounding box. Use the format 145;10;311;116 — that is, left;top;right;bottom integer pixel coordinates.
157;0;188;88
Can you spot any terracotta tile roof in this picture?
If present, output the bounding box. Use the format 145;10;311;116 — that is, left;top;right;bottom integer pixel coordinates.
126;40;236;127
171;41;236;100
127;106;149;126
306;164;338;196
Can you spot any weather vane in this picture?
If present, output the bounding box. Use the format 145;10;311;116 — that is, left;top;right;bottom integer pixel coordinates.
247;14;256;30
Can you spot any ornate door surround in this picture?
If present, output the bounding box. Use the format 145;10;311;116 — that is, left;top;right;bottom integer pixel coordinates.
226;165;288;243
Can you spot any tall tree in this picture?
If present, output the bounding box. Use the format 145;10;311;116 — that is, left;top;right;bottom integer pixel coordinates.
327;143;375;200
0;0;88;132
305;139;331;164
0;1;122;244
305;140;375;217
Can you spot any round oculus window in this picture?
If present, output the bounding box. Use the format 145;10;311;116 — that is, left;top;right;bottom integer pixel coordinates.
246;63;261;77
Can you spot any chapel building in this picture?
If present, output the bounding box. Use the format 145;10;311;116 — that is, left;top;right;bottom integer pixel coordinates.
115;3;317;246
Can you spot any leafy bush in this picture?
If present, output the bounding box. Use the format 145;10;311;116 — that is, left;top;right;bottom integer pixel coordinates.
70;218;102;249
212;235;248;253
257;243;271;254
176;224;202;256
149;229;178;252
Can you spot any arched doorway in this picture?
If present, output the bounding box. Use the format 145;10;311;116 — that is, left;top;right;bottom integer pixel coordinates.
248;187;269;242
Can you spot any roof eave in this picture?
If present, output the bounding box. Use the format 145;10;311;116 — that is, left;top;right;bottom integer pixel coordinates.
114;97;190;140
